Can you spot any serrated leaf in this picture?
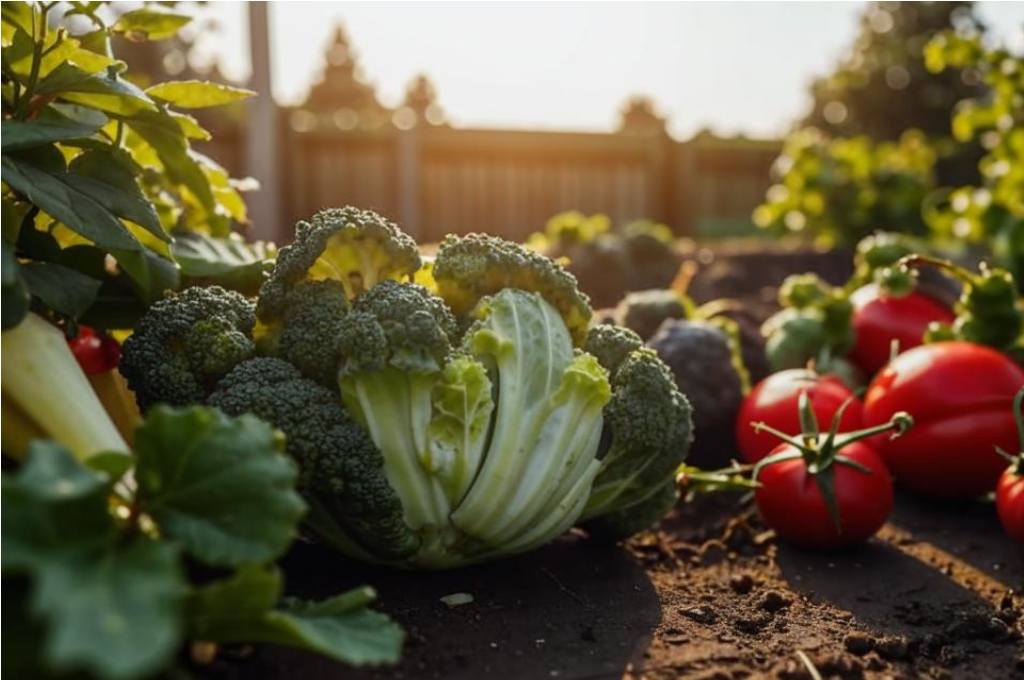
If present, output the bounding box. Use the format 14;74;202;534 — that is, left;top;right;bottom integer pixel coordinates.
126;109;216;220
37;64;155;116
170;110;211;141
112;247;181;304
1;442;114;572
171;231;273;294
114;9;192;41
68;149;166;241
1;108;107;151
33;539;183;680
2;148;141;252
147;80;255;109
135;406;306;567
185;566;404;666
20;261;102;319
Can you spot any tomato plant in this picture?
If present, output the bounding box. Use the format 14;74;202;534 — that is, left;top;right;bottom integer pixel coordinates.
863;342;1024;498
750;394;911;549
995;388;1024;543
848;283;954;375
736;369;864;463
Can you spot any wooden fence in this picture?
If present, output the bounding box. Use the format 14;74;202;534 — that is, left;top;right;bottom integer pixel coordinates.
204;121;779;245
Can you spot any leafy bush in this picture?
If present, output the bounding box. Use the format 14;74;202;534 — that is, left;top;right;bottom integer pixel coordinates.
923;31;1024;285
528;211;681;308
1;1;271;331
753;129;936;246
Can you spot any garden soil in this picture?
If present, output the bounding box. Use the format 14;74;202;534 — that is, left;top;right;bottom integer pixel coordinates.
202;246;1023;680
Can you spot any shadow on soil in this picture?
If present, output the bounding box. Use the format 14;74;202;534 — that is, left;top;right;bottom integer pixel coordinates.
209;533;662;680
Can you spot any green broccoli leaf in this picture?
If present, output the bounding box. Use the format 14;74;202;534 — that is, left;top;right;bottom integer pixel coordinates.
186;566;404;666
1;442;184;680
171;231;274;294
134;406;307;567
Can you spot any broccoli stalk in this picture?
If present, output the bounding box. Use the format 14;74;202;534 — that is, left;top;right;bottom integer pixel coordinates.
336;280;458;540
450;290;611;545
2;313;128;460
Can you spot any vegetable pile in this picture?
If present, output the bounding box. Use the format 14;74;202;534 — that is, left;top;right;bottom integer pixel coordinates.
118;207;694;568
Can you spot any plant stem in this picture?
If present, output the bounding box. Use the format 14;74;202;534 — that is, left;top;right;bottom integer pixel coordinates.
14;3;49;120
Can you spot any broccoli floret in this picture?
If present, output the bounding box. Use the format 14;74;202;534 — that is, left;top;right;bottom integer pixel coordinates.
337;280;459;544
120;286;255;411
582;323;643;376
257;207;421;320
207;357;418;560
581;344;693;523
612;289;690;340
257;279;350;387
432;233;593;345
450;289;611;549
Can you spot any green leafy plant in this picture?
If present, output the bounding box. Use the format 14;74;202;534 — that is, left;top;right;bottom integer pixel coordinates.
923;31;1024;286
1;1;271;332
753;129;936;246
2;405;404;679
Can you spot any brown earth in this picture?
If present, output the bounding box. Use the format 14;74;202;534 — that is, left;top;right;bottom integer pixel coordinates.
200;245;1022;680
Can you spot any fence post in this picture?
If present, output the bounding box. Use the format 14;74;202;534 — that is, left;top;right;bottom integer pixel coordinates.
245;2;281;242
397;125;422;239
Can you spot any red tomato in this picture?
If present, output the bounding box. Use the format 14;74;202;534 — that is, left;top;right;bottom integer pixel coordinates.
68;326;121;375
736;369;864;463
996;468;1024;543
755;441;893;549
849;284;955;376
863;342;1024;498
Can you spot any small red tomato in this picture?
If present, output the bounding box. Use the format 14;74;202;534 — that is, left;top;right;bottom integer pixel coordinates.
996;467;1024;543
849;284;954;376
755;441;893;549
68;326;122;375
737;369;864;463
864;342;1024;499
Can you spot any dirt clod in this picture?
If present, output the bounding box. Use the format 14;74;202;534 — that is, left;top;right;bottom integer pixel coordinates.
843;631;874;656
757;589;791;613
728;573;754;594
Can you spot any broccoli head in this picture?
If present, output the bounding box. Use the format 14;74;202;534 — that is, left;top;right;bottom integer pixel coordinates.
207;357;418;561
120;286;255;411
256;279;350;387
257;207;421;320
432;233;593;345
581;324;693;533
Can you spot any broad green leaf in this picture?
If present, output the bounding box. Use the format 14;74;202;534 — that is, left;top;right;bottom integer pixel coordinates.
185;564;284;637
85;452;134;485
33;539;183;680
126;109;216;219
2;148;141;252
2;443;183;679
1;2;34;41
171;231;273;294
36;64;156;116
112;247;181;304
147;80;255;109
1;108;107;151
114;9;192;41
186;567;404;666
69;149;166;241
135;406;306;567
170;110;211;141
20;261;102;319
1;442;114;572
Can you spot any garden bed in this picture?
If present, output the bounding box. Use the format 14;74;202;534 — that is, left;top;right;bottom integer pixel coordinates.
200;245;1022;680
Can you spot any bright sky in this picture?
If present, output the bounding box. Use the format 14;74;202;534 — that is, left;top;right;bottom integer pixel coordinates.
188;1;1024;139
